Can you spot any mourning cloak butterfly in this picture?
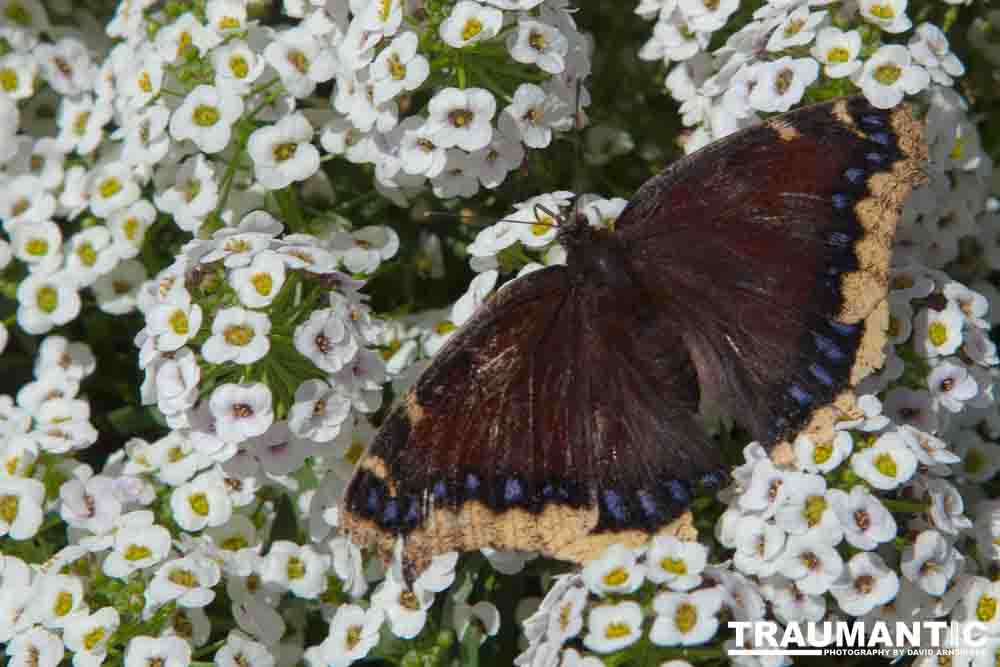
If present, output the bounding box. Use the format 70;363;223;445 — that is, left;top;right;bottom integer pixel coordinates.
337;96;927;579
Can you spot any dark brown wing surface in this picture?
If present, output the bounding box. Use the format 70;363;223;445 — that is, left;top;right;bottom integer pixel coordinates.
614;97;925;448
340;266;726;576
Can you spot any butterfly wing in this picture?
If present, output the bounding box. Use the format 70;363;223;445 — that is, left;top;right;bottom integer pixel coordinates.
340;266;726;577
613;97;926;447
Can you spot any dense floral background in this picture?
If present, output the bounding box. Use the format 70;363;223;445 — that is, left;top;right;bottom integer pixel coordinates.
0;0;998;666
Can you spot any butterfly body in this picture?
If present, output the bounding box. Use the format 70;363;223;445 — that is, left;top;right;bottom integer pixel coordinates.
335;97;927;580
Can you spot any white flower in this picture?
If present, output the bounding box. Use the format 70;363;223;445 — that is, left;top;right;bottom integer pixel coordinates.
102;512;172;578
794;431;853;473
748;56;818;113
264;26;337;98
294;308;360;374
59;474;121;534
811;27;862;78
170;467;233;531
761;576;825;625
501;83;570;149
962;578;1000;635
453;601;501;644
63;607;120;664
739;459;791;517
169;84;244;153
545;584;587;644
370;31;429;104
774;474;842;543
335;226;400;274
247;113;320;189
859;0;912;33
956;429;1000;484
651;587;724;646
304;604;383;667
909;23;964;85
289;379;352;442
425;87;496;152
65;226;119;287
146;290;203;352
231;250;286;308
212;40;265;94
778;533;843;595
147;555;221;608
638;14;708;64
508;19;568;74
93;260;148;315
1;174;55;226
828;486;896;550
883;387;938;434
56;94;112;155
0;476;44;539
155;12;220;62
830;552;899;616
6;627;63;667
927;361;978;412
17;273;82;335
209;383;274;444
851;431;919;490
154;155;219;233
12;220;62;274
733;514;786;577
206;0;247;33
766;6;826;51
0;52;37;100
202;307;271;365
582;543;645;596
38;37;93;96
901;529;960;596
855;44;930;109
123;636;191;667
260;541;330;599
679;0;740;32
371;570;434;639
120;54;164;109
32;573;86;628
121;105;171;168
582;601;643;654
440;1;503;48
645;535;707;591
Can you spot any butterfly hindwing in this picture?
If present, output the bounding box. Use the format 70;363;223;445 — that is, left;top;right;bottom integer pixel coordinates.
613;97;926;448
341;265;725;576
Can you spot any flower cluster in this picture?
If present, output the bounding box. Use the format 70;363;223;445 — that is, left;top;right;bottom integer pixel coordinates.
0;0;996;666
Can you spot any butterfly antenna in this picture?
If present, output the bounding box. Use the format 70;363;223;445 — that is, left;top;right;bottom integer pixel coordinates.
422;209;557;229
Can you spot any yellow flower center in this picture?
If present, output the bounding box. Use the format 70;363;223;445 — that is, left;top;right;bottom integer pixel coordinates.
25;238;49;256
124;217;140;241
827;46;850;63
169;309;190;335
346;624;363;649
869;3;895;19
286;556;305;580
4;2;31;26
661;557;688;575
53;591;74;617
602;567;629;587
124;544;152;561
949;137;964;160
874;63;902;86
812;441;833;464
219;16;240;30
188;492;209;516
804;495;827;526
528;29;547;52
193;104;220;127
783;18;804;37
774;68;794;94
927;321;949;347
604;621;631;639
0;494;20;523
138;71;152;93
73;111;91;136
221;535;248;551
449;109;472;128
77;242;97;267
387;53;406;80
462;18;483;41
978;595;998;622
168;568;197;587
874;453;897;478
435;320;456;335
345;440;365;465
99;177;122;199
675;602;698;633
273;142;297;161
224;324;254;347
229;55;249;79
251;272;273;296
36;286;58;313
0;67;18;91
83;627;106;651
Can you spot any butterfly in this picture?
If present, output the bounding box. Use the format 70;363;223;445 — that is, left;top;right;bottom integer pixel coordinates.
335;96;927;580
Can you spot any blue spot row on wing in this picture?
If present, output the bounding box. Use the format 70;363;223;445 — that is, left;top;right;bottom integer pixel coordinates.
350;464;729;534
